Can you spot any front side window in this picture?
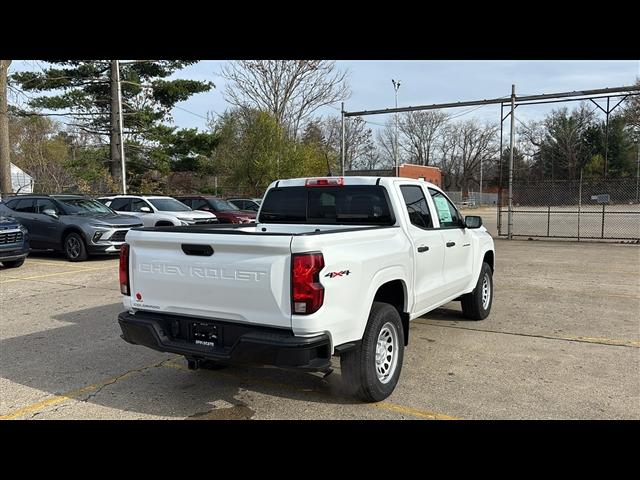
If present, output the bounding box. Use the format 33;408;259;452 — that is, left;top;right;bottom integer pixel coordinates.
400;185;433;229
36;199;59;214
429;189;463;228
131;199;152;212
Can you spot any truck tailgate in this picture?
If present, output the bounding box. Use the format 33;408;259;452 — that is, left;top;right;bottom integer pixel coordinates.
126;230;293;328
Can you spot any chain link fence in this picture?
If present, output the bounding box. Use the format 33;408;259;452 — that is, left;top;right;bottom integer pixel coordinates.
498;178;640;241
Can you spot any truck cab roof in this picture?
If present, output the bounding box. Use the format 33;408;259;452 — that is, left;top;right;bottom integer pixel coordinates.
269;176;441;191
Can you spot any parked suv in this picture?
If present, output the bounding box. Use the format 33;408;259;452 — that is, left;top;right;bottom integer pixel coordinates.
175;196;256;224
0;215;30;268
226;198;262;212
0;195;143;262
98;195;218;227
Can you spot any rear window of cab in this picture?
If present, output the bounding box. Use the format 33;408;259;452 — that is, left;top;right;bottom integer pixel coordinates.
258;185;394;225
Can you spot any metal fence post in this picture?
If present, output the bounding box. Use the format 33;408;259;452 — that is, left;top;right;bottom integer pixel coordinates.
341;102;345;176
577;169;582;242
508;84;516;240
547;205;551;237
601;203;606;238
497;102;504;234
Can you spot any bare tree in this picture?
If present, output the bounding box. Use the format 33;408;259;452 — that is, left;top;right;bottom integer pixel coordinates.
318;116;375;171
399;110;449;166
376;118;402;168
0;60;12;195
437;120;498;194
220;61;350;138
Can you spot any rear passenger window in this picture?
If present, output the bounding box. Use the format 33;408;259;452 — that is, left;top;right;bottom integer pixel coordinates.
12;199;36;213
400;185;433;229
109;198;130;211
429;189;463;228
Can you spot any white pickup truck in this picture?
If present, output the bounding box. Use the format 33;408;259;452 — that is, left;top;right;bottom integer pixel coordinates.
118;177;495;402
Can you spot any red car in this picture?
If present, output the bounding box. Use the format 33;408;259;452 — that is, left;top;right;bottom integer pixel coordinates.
175;196;256;224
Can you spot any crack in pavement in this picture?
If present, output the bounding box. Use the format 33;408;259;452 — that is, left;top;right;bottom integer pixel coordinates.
79;357;178;403
412;321;640;348
0;356;179;420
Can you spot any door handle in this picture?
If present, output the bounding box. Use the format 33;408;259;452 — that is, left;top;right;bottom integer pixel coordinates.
181;244;214;256
417;246;429;253
446;241;456;248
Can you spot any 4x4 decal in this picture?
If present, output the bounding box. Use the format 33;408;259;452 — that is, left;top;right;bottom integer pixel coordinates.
325;270;351;278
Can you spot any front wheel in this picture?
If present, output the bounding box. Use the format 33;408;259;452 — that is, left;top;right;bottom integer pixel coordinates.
63;232;88;262
340;302;404;402
461;262;493;320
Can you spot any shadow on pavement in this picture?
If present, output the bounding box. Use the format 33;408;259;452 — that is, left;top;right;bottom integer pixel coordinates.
1;302;359;419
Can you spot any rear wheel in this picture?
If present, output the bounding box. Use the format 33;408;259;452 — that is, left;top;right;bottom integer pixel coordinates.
340;302;404;402
461;262;493;320
2;258;25;268
63;232;88;262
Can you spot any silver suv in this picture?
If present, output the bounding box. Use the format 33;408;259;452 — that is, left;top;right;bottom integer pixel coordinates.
98;195;218;227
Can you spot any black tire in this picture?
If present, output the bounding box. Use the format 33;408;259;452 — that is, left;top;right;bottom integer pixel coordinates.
63;232;88;262
340;302;405;403
461;262;493;320
2;258;25;268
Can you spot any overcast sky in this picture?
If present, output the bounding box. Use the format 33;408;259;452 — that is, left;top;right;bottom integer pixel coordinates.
11;60;640;130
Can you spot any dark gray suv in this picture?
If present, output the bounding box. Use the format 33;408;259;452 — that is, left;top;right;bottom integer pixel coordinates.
0;195;143;261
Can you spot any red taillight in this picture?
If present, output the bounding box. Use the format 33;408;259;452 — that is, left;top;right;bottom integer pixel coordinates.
305;177;344;187
291;253;325;315
119;243;130;296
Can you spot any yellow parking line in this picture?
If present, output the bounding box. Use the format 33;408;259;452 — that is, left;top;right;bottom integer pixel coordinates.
373;402;460;420
567;336;640;348
500;285;639;300
0;357;177;420
2;357;459;421
163;358;459;420
0;265;116;284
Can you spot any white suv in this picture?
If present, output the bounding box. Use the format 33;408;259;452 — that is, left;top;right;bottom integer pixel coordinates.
98;195;218;227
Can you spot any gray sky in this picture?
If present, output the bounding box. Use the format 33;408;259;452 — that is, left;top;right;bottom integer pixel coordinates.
11;60;640;130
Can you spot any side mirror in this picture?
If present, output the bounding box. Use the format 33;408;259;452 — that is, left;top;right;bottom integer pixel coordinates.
465;215;482;229
140;206;152;213
43;208;58;219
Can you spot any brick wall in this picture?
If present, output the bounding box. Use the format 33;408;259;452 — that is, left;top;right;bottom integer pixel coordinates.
398;164;442;187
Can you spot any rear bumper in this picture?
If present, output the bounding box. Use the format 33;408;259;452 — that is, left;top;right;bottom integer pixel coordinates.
118;310;332;371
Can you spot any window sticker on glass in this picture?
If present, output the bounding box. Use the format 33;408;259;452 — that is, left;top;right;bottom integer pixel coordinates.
433;196;453;223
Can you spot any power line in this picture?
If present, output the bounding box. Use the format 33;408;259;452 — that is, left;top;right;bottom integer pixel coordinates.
173;105;210;121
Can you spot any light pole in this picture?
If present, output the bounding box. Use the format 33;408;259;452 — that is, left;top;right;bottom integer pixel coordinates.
392;79;401;176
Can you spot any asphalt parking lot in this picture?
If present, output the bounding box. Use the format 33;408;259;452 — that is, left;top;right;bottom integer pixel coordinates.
1;232;638;419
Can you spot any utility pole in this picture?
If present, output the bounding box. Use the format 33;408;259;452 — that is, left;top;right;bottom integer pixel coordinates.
0;60;12;197
110;60;126;193
341;102;345;176
392;79;401;176
508;84;516;240
479;154;483;206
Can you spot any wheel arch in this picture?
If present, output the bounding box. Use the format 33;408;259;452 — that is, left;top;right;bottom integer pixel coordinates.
61;226;86;250
362;268;410;345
